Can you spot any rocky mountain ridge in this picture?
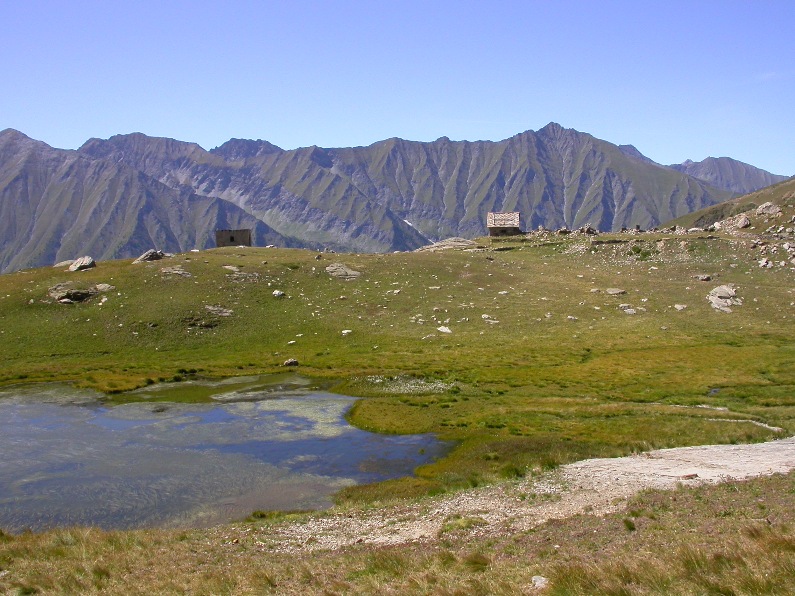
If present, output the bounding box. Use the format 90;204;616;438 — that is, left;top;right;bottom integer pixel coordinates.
0;124;786;272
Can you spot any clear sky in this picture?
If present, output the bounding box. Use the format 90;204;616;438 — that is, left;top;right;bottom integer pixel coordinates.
2;0;793;175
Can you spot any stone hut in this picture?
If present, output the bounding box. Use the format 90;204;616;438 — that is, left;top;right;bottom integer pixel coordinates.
487;212;522;237
215;229;252;247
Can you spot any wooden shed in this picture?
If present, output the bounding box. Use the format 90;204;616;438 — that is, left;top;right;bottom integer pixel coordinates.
487;212;522;237
215;229;252;247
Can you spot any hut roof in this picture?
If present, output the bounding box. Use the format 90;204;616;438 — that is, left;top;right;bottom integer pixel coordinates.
487;212;521;227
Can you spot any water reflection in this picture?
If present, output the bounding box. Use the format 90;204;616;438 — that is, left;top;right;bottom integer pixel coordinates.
0;376;449;533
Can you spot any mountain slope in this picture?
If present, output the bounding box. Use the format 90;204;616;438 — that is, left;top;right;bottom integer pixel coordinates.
79;135;430;254
76;124;736;243
668;175;795;229
670;156;788;194
0;130;290;273
3;124;784;272
322;124;735;237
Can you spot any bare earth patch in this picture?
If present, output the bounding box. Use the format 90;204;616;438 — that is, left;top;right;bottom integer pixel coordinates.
254;437;795;553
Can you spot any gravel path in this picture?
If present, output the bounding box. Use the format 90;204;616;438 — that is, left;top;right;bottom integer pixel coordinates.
252;437;795;553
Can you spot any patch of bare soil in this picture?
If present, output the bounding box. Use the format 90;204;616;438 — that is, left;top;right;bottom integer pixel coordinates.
252;437;795;553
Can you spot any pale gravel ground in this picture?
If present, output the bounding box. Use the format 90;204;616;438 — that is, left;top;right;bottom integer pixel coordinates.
241;437;795;553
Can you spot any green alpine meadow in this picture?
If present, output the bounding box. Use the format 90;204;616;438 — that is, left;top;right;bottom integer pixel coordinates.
1;176;794;593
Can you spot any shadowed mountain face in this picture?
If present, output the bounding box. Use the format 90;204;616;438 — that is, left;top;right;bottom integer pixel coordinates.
0;130;292;273
0;124;782;272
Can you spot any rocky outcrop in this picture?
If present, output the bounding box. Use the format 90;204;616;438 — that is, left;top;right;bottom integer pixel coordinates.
707;285;742;313
133;249;166;264
325;263;361;280
414;238;479;252
47;281;115;303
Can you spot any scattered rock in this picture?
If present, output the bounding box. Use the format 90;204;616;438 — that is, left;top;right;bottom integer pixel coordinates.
325;263;361;279
133;249;165;264
283;358;299;367
68;256;96;271
437;326;452;333
606;288;626;295
93;283;115;293
161;266;192;277
414;238;478;252
707;284;742;313
693;274;711;282
735;214;752;228
716;213;752;231
674;304;687;311
341;329;353;336
205;305;233;317
272;290;285;298
756;202;782;217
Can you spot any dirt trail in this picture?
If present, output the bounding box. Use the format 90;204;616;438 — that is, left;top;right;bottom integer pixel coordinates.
255;437;795;553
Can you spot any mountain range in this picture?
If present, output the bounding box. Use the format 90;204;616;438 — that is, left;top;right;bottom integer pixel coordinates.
0;123;788;272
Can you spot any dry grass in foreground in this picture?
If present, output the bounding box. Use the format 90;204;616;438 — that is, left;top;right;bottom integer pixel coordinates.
2;470;795;594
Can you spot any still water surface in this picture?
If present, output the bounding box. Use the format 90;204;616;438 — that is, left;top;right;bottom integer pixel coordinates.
0;375;449;533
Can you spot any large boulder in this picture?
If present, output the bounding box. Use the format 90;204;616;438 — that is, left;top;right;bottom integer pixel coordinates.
133;249;165;264
68;256;96;271
707;284;742;313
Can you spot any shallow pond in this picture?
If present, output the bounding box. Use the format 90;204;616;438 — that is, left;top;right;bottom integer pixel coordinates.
0;375;449;533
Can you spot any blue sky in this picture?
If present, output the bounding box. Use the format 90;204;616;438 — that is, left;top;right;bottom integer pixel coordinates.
2;0;793;175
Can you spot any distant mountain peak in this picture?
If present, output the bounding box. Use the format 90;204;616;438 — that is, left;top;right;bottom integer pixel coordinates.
210;138;283;160
670;156;787;194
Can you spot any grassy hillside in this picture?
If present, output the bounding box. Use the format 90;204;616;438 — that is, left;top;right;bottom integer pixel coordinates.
2;228;794;498
1;219;794;592
669;175;795;229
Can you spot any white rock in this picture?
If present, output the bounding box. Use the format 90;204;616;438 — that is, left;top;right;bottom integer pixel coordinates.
532;576;549;589
272;290;285;298
437;326;452;333
68;256;96;271
341;329;353;336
